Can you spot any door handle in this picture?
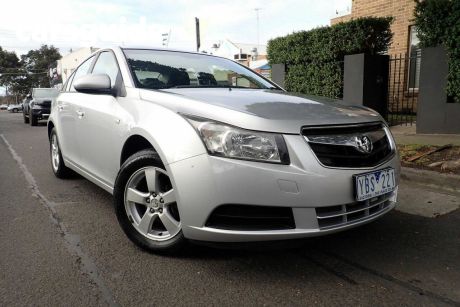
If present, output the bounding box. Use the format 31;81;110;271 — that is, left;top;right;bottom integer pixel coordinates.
58;105;64;111
76;111;85;118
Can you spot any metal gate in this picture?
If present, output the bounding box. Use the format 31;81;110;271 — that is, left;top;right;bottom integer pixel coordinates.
386;52;421;126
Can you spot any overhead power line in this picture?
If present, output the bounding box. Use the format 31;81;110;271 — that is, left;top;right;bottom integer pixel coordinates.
0;71;47;75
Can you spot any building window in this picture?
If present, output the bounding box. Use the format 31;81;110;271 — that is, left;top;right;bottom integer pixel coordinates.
408;26;421;90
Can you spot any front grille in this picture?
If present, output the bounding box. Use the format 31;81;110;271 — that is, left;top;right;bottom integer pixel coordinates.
35;100;52;107
205;204;295;231
316;192;394;229
302;122;393;168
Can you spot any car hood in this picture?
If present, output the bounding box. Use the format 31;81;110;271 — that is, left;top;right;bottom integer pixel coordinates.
140;88;383;134
31;98;53;107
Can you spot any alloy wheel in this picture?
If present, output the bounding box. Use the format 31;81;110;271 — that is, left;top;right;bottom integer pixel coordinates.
51;134;60;172
124;166;181;241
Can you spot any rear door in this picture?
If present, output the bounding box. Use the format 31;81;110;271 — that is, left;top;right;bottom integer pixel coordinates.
56;55;95;166
74;50;126;187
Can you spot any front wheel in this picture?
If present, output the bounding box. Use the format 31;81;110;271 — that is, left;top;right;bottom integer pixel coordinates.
23;111;29;123
114;150;185;254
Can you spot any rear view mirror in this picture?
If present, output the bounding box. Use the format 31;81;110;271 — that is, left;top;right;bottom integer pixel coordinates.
73;74;114;95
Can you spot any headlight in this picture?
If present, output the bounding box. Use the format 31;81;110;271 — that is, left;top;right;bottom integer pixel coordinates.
185;116;290;164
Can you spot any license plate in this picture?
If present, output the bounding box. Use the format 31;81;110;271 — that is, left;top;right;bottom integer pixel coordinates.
354;168;396;201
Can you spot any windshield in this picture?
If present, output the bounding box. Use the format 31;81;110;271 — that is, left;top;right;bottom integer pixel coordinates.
33;88;59;98
123;49;277;90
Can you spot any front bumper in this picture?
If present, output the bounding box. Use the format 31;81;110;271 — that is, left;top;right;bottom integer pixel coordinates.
168;134;400;242
32;108;51;119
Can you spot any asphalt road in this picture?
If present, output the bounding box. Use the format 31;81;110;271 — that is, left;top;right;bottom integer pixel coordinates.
0;111;459;307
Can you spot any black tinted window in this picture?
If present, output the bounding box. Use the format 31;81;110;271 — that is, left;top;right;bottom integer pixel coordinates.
92;51;120;87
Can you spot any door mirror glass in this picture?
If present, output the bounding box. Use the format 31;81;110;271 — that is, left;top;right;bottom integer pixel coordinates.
73;74;113;95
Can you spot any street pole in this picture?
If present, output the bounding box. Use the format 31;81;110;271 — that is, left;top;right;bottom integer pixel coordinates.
195;17;201;52
255;8;261;47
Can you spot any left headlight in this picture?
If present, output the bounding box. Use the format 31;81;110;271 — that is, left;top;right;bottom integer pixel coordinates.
185;116;290;164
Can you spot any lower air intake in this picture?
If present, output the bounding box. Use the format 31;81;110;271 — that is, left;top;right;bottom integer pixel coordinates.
206;204;296;231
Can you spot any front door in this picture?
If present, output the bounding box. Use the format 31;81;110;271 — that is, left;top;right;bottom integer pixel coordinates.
57;55;95;166
74;51;125;187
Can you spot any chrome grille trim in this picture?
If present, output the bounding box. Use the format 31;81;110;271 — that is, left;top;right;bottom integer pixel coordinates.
316;191;396;230
301;122;395;168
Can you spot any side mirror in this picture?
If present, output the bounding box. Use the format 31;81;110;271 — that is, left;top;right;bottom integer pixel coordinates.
73;74;114;95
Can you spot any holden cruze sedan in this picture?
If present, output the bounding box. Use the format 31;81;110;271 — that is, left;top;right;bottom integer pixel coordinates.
48;47;399;253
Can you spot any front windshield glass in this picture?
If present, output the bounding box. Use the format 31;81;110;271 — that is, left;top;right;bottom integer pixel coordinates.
33;88;59;98
123;49;276;90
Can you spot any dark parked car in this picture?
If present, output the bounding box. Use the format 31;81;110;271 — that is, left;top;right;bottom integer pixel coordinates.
23;88;58;126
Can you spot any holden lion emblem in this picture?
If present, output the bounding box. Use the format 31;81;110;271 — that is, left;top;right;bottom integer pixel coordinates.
355;135;373;154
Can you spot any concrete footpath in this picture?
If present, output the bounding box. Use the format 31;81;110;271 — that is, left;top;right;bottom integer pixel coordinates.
390;124;460;218
391;125;460;146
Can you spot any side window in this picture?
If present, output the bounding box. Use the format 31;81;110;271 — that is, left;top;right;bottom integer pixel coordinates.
91;51;120;87
70;55;95;92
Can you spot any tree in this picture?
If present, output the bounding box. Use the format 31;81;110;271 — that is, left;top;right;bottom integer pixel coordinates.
414;0;460;102
20;45;61;90
0;46;21;94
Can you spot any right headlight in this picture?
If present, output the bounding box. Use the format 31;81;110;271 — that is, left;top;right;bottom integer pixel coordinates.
185;116;290;164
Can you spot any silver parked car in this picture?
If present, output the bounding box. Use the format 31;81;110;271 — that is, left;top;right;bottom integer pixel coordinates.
7;103;23;112
48;47;400;253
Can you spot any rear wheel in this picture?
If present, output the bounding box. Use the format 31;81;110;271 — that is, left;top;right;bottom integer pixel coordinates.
114;150;185;254
50;128;72;178
30;111;37;126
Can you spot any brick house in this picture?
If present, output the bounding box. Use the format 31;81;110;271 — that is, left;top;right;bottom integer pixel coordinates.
331;0;420;115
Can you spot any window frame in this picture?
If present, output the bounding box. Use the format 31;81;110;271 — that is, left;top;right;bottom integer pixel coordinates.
90;50;123;88
67;55;97;92
407;25;421;92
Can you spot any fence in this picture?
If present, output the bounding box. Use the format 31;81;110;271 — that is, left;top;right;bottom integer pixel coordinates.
272;53;421;127
386;52;420;126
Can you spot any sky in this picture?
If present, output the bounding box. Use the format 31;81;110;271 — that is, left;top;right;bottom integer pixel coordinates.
0;0;351;57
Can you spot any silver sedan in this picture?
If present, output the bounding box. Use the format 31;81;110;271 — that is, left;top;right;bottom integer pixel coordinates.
48;47;400;253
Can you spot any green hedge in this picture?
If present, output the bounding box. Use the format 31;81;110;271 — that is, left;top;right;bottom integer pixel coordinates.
267;17;393;98
414;0;460;102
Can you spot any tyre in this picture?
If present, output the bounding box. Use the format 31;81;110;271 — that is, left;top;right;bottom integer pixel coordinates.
114;150;185;253
13;108;18;113
50;128;72;178
23;111;29;123
30;111;37;126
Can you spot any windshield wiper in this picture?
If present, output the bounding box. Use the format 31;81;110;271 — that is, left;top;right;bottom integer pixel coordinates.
165;85;256;89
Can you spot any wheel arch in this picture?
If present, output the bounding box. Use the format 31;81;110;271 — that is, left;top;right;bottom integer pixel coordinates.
47;121;55;140
120;134;157;166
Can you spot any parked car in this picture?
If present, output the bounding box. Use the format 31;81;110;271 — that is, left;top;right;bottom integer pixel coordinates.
0;104;7;110
49;48;400;253
7;103;23;113
23;88;58;126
